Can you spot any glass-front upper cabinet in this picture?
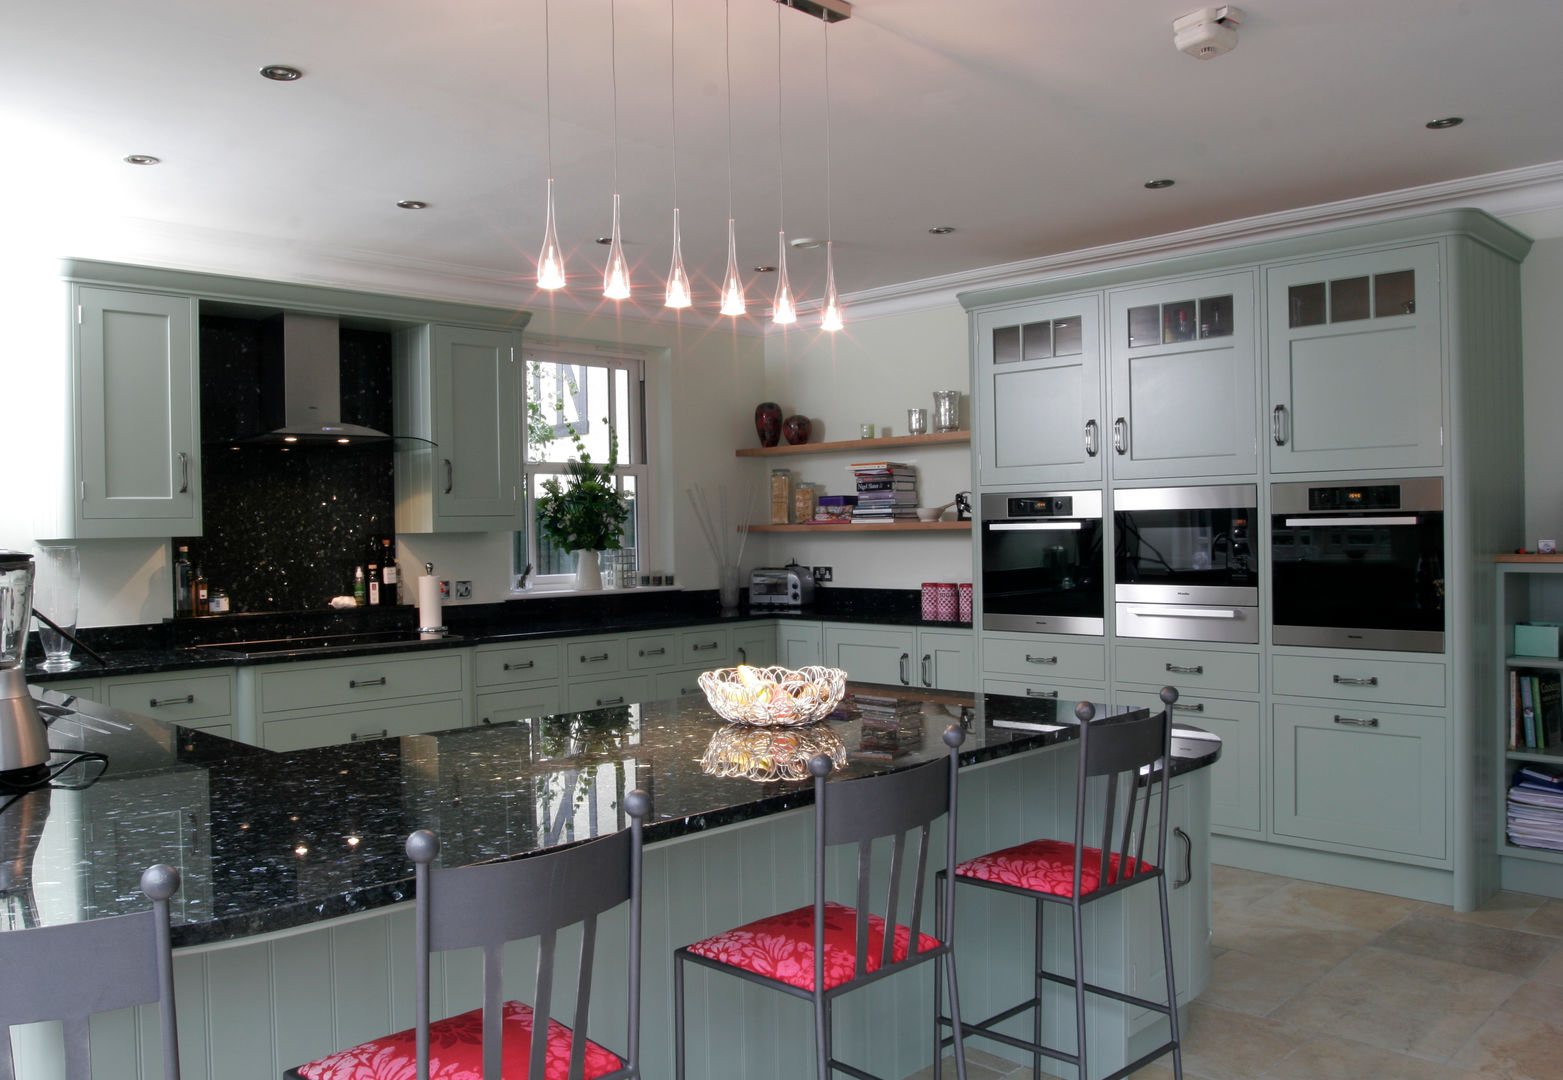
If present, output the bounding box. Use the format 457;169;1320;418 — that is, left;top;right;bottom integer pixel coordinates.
975;294;1103;487
1266;244;1442;474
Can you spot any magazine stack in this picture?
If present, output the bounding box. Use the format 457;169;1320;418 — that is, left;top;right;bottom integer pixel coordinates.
849;461;918;523
852;691;925;759
1507;764;1563;853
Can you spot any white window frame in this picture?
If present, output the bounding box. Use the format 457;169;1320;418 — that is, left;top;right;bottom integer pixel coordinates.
515;342;653;593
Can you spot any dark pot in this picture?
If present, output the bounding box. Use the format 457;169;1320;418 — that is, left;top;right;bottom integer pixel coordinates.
754;402;782;447
783;415;813;445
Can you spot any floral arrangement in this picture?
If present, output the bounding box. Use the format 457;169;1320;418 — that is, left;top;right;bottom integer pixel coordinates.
535;420;630;553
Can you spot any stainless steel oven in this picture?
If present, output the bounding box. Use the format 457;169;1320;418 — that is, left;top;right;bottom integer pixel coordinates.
1271;478;1444;652
980;490;1105;635
1113;484;1259;643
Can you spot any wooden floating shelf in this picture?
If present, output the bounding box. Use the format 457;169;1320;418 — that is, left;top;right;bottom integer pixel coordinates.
735;430;970;457
746;521;971;533
1497;553;1563;563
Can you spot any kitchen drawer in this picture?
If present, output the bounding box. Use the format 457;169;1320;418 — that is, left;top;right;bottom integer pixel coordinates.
566;674;650;712
1118;689;1261;836
681;627;730;667
1115;603;1260;645
258;652;465;714
179;720;235;740
983;636;1105;683
476;685;563;726
1271;653;1445;707
106;672;233;723
626;632;679;670
261;697;467;752
565;638;625;677
474;642;561;688
654;669;708;700
1115;645;1259;694
984;676;1105;707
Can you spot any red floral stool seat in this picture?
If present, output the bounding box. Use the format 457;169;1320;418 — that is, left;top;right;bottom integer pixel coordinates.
291;1000;623;1080
685;900;940;992
955;838;1152;898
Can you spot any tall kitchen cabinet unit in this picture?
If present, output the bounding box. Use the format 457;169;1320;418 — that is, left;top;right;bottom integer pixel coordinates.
962;210;1530;911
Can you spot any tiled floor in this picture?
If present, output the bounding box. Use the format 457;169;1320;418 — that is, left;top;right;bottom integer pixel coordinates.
905;865;1563;1080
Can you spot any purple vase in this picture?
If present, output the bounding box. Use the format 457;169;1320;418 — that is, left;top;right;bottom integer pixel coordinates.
755;402;782;447
783;415;812;445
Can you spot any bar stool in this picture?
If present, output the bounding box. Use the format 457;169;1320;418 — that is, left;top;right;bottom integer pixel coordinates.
286;790;649;1080
941;690;1183;1080
674;726;969;1080
0;863;183;1079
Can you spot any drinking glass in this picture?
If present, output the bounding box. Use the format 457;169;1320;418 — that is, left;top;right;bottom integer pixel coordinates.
932;390;961;432
36;545;80;671
908;408;929;436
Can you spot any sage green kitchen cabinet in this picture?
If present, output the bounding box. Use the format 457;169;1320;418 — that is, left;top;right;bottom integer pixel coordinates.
974;295;1104;486
824;624;918;686
1106;271;1257;479
476;685;563;726
103;670;235;740
732;622;777;668
566;674;651;712
915;629;975;692
394;323;523;532
777;621;824;669
71;286;202;537
1121;685;1260;838
1265;243;1443;473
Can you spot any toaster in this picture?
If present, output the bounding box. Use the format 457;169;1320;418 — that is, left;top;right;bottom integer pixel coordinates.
749;565;815;608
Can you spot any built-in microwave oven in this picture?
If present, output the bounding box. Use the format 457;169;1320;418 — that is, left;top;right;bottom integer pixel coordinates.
980;490;1105;635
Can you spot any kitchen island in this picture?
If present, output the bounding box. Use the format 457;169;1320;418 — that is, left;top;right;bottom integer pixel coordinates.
11;683;1217;1080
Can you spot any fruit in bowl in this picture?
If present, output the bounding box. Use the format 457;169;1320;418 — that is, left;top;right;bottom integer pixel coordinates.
698;665;848;727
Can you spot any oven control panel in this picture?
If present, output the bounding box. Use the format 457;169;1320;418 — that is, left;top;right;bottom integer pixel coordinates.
1308;484;1401;511
1008;495;1073;518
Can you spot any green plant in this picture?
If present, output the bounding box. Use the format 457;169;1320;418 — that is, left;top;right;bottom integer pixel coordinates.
535;419;630;552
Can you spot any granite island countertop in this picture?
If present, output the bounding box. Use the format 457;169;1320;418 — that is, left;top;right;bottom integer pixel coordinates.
13;684;1217;948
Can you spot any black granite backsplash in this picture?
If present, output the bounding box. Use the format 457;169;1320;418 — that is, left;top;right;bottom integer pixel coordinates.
177;315;396;613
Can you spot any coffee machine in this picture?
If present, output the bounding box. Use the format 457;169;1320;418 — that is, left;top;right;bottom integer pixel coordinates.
0;552;51;787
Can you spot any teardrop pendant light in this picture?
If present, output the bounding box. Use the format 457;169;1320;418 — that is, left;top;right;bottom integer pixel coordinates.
663;0;691;308
818;19;844;331
603;0;631;300
718;0;746;317
535;0;566;290
771;3;796;325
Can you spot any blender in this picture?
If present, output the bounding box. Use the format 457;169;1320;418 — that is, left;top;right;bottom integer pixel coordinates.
0;551;51;787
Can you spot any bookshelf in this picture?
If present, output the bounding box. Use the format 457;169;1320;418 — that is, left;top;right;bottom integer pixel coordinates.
1496;556;1563;865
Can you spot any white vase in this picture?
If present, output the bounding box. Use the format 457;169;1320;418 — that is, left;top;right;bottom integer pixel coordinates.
574;549;602;591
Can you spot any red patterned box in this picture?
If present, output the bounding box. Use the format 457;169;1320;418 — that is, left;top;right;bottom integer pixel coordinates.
958;583;973;623
921;583;941;620
935;583;959;622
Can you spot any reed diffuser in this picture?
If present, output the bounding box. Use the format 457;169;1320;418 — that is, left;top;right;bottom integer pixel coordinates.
687;485;753;613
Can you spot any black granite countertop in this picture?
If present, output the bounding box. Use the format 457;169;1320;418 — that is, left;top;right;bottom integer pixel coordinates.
12;684;1217;948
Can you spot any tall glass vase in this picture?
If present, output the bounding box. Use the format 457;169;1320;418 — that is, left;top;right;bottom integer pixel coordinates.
36;545;80;671
574;549;602;592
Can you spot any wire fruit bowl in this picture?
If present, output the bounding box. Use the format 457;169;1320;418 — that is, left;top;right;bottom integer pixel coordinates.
697;665;848;727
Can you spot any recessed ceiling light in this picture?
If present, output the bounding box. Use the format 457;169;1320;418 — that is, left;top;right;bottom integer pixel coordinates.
260;65;303;82
1426;116;1464;130
1144;178;1175;189
596;236;612;245
396;200;428;210
928;225;956;235
123;154;160;166
753;265;776;273
789;236;822;249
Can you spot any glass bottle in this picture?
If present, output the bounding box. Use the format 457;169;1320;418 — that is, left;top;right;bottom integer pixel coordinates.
192;566;208;617
173;545;193;617
367;564;381;606
353;566;367;607
380;538;400;605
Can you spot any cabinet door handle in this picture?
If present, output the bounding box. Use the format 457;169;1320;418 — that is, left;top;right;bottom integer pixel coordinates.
639;647;666;657
1173;827;1193;889
921;653;933;688
1112;417;1128;455
1025;688;1058;699
443;458;454;494
480;716;493;725
1171;701;1204;712
149;694;194;708
692;641;719;651
1332;675;1379;687
1165;663;1204;675
1025;654;1058;665
503;660;535;671
1272;404;1288;446
350;728;389;741
596;696;624;707
176;451;190;494
681;686;698;697
1084;419;1100;458
737;646;747;664
580;653;610;663
349;677;387;689
899;652;911;685
1333;714;1380;728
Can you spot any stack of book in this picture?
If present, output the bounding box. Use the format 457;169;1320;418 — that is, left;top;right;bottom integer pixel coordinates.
1509;670;1563;750
849;461;918;523
1507;765;1563;852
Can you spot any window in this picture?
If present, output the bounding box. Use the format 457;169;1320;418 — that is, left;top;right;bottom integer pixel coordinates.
515;344;649;590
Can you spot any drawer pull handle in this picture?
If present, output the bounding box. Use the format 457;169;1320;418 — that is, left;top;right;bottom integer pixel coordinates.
1333;714;1379;728
149;694;195;708
1171;702;1204;712
596;696;624;707
692;642;719;651
1333;675;1379;687
349;677;387;689
350;729;389;741
899;652;911;686
1113;416;1128;455
1025;688;1058;699
1084;418;1100;458
639;647;666;657
1272;404;1288;446
1173;827;1193;889
1166;663;1204;675
1025;654;1058;665
177;451;190;494
503;660;535;671
922;653;933;688
581;653;610;663
443;458;454;494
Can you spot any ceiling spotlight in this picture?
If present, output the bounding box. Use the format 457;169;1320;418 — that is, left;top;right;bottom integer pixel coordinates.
928;226;956;235
1426;116;1464;130
1144;178;1176;189
396;200;428;210
789;236;823;249
753;265;776;273
596;236;613;245
260;65;303;82
123;154;160;166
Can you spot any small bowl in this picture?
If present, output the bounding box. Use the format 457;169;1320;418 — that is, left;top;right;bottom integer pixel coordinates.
915;507;942;522
698;665;848;727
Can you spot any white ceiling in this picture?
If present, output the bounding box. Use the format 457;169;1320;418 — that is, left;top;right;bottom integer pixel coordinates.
9;0;1563;320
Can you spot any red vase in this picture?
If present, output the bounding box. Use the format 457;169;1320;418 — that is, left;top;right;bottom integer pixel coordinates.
783;415;812;445
755;402;782;447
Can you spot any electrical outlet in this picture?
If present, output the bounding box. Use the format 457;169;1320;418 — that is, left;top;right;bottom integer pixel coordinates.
438;579;451;599
812;566;833;583
454;580;473;599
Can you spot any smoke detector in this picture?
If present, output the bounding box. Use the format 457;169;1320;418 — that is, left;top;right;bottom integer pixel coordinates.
1173;6;1244;59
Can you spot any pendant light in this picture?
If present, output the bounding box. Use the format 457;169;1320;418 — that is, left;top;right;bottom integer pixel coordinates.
770;2;797;325
718;0;746;317
603;0;631;300
536;0;566;290
818;17;844;331
664;0;691;308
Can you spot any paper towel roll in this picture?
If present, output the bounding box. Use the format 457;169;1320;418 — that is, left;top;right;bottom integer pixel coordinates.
418;575;444;633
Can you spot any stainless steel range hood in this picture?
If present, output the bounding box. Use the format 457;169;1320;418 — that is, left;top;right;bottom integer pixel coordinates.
246;312;396;444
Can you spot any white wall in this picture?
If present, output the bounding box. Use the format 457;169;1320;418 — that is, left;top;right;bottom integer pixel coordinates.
1513;210;1563;546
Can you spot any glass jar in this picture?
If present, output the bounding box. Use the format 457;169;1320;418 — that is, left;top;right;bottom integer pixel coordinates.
770;469;793;524
793;482;818;525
